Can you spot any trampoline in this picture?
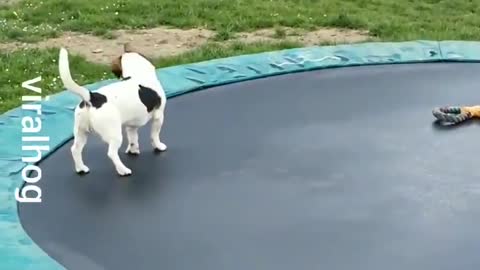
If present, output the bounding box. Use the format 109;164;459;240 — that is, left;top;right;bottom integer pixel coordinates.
4;41;480;270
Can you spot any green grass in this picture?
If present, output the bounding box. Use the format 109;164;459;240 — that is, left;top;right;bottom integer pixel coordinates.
1;0;480;42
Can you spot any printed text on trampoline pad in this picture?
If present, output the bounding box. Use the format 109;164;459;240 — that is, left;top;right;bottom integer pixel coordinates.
15;76;49;203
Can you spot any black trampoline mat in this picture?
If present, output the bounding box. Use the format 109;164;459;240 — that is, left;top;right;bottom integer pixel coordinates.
19;63;480;270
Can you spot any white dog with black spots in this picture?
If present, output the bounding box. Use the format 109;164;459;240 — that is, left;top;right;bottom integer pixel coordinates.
58;46;167;176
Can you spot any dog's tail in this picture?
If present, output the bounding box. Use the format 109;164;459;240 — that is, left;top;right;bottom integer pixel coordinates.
58;48;91;102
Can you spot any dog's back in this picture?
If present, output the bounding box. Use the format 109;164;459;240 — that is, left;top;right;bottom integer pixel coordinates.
118;51;167;111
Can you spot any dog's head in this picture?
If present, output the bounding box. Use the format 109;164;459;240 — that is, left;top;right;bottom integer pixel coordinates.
111;43;155;80
111;55;123;79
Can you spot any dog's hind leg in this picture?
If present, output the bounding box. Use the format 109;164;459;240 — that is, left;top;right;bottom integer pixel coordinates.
91;108;132;176
151;108;167;152
71;111;90;174
107;137;132;176
103;125;131;176
125;126;140;155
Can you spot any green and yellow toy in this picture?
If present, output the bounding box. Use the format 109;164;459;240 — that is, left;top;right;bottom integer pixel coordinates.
432;105;480;124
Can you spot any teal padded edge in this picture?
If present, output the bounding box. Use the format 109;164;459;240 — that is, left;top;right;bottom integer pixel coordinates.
1;40;480;269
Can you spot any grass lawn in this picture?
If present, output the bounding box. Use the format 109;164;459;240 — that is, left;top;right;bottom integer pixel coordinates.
2;0;480;42
1;0;479;113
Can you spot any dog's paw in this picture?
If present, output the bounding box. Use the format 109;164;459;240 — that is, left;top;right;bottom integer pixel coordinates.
116;167;132;176
125;144;140;155
75;165;90;174
153;142;167;152
126;148;140;155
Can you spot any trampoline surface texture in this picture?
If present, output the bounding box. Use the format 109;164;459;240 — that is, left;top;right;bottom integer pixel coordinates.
18;62;480;270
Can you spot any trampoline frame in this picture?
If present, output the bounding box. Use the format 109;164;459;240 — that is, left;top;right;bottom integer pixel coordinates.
2;40;480;269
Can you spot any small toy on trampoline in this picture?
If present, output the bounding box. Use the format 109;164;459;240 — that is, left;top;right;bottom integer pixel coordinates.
432;105;480;124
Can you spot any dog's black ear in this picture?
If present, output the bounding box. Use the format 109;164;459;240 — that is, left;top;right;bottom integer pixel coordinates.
111;56;123;78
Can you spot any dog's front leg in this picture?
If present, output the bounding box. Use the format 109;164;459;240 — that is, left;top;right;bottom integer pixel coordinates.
151;109;167;152
125;126;140;155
